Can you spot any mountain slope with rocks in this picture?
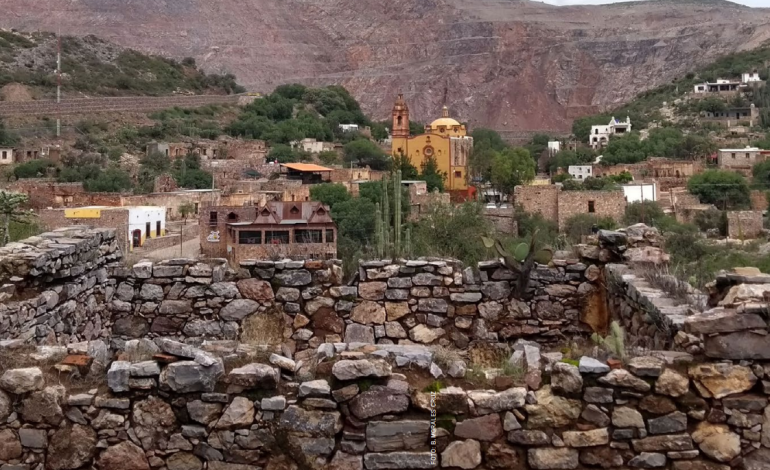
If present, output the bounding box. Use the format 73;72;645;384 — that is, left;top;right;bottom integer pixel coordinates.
1;0;770;132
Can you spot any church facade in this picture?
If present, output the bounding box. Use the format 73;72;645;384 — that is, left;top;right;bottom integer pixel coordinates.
390;94;473;194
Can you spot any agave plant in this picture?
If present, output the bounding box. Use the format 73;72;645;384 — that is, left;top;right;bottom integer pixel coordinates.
591;321;627;362
481;230;553;297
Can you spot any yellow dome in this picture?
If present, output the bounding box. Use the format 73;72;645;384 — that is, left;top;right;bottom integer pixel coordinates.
430;117;461;128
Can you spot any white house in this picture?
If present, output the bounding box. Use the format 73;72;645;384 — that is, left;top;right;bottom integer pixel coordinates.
0;148;14;165
338;124;359;133
622;183;657;204
547;141;560;156
589;117;631;149
742;72;762;84
693;79;742;94
291;138;335;154
568;165;593;180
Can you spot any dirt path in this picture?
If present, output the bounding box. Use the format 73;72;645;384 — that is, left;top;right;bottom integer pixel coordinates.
124;238;201;264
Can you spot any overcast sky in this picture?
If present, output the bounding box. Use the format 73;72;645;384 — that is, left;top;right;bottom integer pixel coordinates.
538;0;768;6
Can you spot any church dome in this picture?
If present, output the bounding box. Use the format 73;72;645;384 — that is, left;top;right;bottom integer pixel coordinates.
429;106;461;128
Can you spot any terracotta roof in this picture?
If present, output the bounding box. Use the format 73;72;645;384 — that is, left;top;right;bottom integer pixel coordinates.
280;163;333;172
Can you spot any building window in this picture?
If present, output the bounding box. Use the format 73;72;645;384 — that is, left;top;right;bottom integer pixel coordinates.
238;231;262;245
146;222;151;238
296;229;322;243
1;151;6;159
227;212;239;222
202;149;208;156
588;201;595;213
265;230;290;244
156;221;161;237
325;229;335;243
454;171;461;178
209;211;218;226
746;153;750;158
732;153;736;159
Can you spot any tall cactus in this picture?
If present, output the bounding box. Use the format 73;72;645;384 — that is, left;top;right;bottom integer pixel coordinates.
374;202;384;258
394;170;402;256
382;176;390;253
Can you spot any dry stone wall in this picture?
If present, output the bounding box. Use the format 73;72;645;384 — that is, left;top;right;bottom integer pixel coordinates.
0;337;767;470
0;228;602;349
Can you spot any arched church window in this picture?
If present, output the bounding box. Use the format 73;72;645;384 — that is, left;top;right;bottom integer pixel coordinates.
397;116;403;126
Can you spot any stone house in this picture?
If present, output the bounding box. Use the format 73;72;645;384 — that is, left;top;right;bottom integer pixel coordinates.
200;201;337;264
727;211;764;239
568;165;593;180
717;146;769;176
514;185;626;230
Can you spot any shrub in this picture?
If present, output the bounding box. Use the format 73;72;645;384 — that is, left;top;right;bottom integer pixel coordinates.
623;201;666;226
693;208;727;235
564;214;617;244
13;159;56;179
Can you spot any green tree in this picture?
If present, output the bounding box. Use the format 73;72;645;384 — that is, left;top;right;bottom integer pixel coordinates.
624;201;666;226
83;167;133;192
393;152;419;180
268;144;308;164
572;115;611;143
13;159;57;179
698;97;727;114
318;151;339;165
693;208;727;235
140;151;171;173
489;148;536;196
753;160;770;188
178;202;195;225
332;197;377;246
687;170;750;209
564;214;617;244
471;128;510;152
419;155;445;192
310;183;351;209
412;202;493;267
0;191;30;246
343;139;390;170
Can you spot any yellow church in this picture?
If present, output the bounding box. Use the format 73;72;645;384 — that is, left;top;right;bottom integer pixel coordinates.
390;94;474;195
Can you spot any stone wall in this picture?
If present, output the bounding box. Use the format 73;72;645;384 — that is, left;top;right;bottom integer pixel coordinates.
727;211;764;239
750;190;769;212
482;206;518;234
1;227;603;349
0;336;767;470
557;190;626;230
513;185;560;223
3;179;85;209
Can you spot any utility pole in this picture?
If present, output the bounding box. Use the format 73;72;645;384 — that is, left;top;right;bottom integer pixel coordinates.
56;29;61;138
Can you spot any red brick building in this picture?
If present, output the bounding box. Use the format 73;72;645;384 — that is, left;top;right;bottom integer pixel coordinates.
200;201;337;264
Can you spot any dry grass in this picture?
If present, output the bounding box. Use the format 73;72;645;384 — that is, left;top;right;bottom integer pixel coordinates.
640;265;707;312
431;345;465;370
241;309;287;346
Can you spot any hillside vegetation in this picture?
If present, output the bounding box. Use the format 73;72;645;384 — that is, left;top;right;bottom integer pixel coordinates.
0;31;244;97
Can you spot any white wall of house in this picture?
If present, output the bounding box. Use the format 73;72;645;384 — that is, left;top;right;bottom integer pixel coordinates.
0;148;14;165
127;207;167;246
339;124;359;132
623;183;656;203
742;72;761;83
548;141;560;154
568;165;593;180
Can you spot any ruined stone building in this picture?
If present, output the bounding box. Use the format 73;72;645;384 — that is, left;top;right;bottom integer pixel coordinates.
200;201;336;264
514;185;626;229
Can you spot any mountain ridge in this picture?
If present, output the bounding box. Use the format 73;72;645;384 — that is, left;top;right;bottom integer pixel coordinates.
1;0;770;132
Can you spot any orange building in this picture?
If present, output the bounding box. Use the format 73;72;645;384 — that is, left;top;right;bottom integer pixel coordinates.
390;94;473;194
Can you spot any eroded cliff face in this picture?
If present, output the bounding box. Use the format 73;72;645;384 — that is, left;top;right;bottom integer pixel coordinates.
2;0;770;132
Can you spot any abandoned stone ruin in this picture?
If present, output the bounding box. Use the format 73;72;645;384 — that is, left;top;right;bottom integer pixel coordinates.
0;225;767;470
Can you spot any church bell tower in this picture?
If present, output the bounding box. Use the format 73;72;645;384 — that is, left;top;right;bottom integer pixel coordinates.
391;93;410;139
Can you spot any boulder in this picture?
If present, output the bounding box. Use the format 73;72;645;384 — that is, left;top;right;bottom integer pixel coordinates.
299;379;331;397
684;311;766;335
345;324;375;343
96;441;150;470
0;429;21;460
627;356;665;377
275;270;312;287
699;431;741;463
628;453;666;468
215;397;255;429
688;363;757;399
166;453;202;470
187;400;222;425
358;282;388;300
656;369;690;397
332;359;391;381
350;301;386;324
704;332;770;360
581;404;610;427
227;363;279;389
47;424;97;470
162;360;224;393
598;369;651;392
349;389;409;420
408;324;446;343
648;411;687;435
269;353;296;372
525;386;581;429
278;405;342;437
561;428;609;448
468;388;526;414
454;414;503;441
441;440;482;470
366;421;430;452
0;367;44;394
113;317;150;337
486;443;522;469
551;362;583;395
528;448;579;470
363;452;436;469
612;406;645;428
578;357;609;374
21;386;64;425
219;299;260;321
237;278;274;300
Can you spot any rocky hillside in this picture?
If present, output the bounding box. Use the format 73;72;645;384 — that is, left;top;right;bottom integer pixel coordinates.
0;31;243;99
1;0;770;131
